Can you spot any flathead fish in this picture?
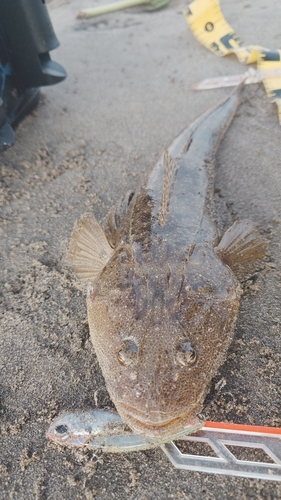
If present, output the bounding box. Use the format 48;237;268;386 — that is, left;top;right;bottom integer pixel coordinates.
63;86;266;444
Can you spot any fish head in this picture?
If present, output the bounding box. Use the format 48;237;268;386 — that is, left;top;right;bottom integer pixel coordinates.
87;244;241;440
47;411;96;447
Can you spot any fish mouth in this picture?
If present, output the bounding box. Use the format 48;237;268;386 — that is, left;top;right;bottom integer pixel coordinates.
116;401;195;438
118;402;180;425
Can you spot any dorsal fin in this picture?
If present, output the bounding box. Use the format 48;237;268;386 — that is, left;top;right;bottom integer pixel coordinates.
158;150;178;226
107;190;135;247
65;213;113;284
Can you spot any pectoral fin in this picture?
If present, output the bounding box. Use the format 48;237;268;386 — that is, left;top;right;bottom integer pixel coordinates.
65;214;113;284
215;220;267;270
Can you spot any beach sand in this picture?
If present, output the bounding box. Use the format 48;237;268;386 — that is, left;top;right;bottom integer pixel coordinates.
1;0;281;497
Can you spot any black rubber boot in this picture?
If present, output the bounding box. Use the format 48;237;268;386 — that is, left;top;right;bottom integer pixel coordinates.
0;0;67;151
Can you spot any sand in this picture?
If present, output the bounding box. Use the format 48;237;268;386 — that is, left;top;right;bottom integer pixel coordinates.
1;0;281;498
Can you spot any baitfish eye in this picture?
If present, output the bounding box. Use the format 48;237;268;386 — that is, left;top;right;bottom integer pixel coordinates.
54;424;69;436
175;340;197;367
117;339;138;366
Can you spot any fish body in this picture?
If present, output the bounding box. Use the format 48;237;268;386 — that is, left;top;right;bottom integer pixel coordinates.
65;86;266;444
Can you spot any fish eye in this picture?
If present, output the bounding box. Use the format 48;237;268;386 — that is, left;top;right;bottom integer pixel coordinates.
175;340;197;367
54;424;69;436
117;339;138;366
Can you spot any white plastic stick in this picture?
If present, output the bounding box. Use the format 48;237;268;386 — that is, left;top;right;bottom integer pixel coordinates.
193;68;281;90
162;421;281;480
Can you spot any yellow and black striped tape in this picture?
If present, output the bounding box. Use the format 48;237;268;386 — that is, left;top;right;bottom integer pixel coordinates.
184;0;281;122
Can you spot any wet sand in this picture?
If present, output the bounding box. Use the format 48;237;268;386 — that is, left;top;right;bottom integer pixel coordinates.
1;0;281;498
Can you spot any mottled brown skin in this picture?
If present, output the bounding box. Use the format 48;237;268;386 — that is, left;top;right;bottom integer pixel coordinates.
87;248;240;439
86;88;245;439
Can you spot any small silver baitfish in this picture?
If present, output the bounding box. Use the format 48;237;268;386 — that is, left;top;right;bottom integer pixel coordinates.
49;85;266;451
47;410;203;452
